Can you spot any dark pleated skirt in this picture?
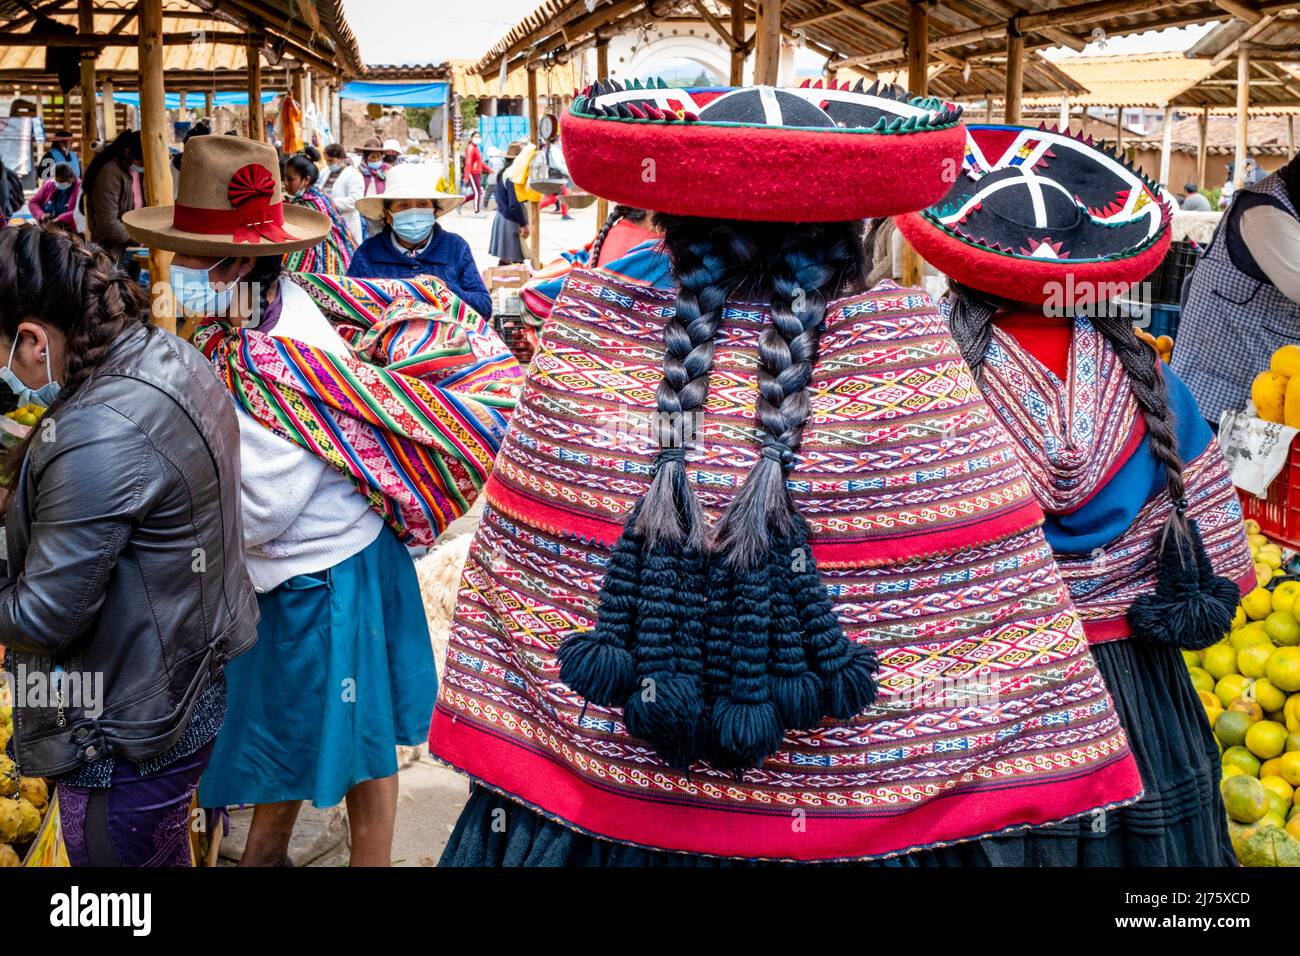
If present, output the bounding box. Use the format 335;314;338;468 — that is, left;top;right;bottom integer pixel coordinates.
439;638;1234;867
488;213;524;263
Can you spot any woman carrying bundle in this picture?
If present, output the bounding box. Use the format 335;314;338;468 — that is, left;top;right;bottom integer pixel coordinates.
429;80;1145;865
896;123;1256;865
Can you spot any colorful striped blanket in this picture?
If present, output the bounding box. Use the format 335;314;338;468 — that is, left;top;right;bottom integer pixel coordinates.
194;274;522;547
428;271;1142;862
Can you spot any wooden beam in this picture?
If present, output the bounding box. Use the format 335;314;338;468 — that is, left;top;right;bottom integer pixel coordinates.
101;76;117;141
1116;107;1124;150
1197;105;1209;189
0;32;254;48
1213;0;1264;22
138;0;175;334
1235;44;1250;188
1290;114;1297;159
754;0;783;85
595;39;609;231
78;0;98;165
1209;15;1277;66
691;0;739;46
730;0;746;84
247;35;265;141
1158;103;1174;186
1004;27;1024;124
902;0;929;288
527;65;538;143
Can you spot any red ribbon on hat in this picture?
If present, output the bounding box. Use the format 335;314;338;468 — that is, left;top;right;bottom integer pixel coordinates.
172;163;294;243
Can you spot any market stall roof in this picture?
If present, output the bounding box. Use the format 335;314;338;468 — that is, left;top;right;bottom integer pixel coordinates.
1123;111;1298;153
0;0;363;90
1026;48;1300;110
469;0;1279;79
339;79;449;106
867;49;1086;101
449;57;582;98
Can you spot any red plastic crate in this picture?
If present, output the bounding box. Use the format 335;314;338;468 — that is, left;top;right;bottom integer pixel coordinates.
1239;438;1300;550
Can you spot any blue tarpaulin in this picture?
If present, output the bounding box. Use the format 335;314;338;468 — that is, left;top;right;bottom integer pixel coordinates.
110;91;277;108
338;81;448;107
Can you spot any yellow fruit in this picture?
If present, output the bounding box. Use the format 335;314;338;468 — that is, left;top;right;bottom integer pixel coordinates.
1224;745;1262;776
1287;695;1300;732
1254;370;1290;423
1256;563;1276;586
1204;644;1239;681
1275;581;1300;616
1262;757;1284;778
1280;751;1300;786
0;843;18;867
1288;733;1300;752
1188;666;1216;694
1266;790;1291;817
1243;587;1274;621
1241;641;1276;678
1231;622;1273;651
1248;720;1290;759
1259;545;1285;569
14;798;38;840
1273;344;1300;377
1266;647;1300;691
0;756;14;798
1262;774;1295;802
1217;710;1256;748
1268;613;1300;647
0;800;19;843
1233;604;1249;630
1217;674;1253;708
1246;519;1262;535
1224;774;1269;823
1287;815;1300;841
1224;764;1248;780
1230;696;1265;721
1254;678;1288;713
17;777;46;810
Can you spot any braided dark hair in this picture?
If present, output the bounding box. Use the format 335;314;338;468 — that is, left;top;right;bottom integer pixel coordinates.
945;280;1237;649
0;223;146;486
589;205;648;267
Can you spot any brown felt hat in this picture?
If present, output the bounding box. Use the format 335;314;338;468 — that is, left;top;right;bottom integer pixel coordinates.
123;135;328;257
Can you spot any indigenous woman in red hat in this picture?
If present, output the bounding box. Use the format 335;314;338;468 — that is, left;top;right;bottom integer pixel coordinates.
429;80;1145;865
0;223;256;867
896;124;1255;864
125;135;519;866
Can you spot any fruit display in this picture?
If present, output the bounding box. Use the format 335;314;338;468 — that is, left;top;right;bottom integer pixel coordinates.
1135;328;1173;364
0;665;51;866
3;403;43;429
1250;344;1300;426
1186;519;1300;864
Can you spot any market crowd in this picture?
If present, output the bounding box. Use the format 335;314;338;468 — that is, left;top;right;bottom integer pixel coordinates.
0;79;1295;868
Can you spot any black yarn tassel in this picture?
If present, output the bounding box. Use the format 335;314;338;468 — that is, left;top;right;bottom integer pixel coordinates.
709;561;785;770
766;536;824;730
621;543;708;768
788;517;879;721
557;507;642;707
1128;516;1240;651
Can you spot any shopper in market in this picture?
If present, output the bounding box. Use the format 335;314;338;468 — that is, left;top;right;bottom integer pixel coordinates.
281;152;356;274
82;129;146;268
321;142;365;244
1174;152;1300;426
897;123;1255;865
462;130;488;215
124;134;514;866
0;222;257;867
431;80;1143;866
488;142;529;266
36;128;80;181
25;162;79;227
348;162;492;318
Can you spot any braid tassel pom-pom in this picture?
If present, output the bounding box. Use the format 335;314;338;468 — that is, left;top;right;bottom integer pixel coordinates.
766;536;824;730
1128;517;1240;651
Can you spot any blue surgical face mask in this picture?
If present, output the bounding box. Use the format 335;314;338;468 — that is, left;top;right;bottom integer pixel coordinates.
129;163;145;175
54;181;72;191
328;162;343;173
171;258;234;317
0;336;61;409
367;160;384;170
390;208;435;244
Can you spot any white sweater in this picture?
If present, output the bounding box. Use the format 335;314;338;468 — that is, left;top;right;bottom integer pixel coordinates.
238;277;383;592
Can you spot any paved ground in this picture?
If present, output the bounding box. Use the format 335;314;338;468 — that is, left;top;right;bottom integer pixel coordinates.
443;196;602;272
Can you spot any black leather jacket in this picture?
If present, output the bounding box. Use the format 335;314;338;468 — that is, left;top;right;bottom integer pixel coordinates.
0;323;258;777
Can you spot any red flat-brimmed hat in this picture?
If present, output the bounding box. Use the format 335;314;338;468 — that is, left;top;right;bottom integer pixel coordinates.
123;135;328;257
895;124;1172;305
562;78;966;222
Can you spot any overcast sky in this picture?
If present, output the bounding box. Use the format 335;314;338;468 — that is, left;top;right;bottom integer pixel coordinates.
340;0;1218;66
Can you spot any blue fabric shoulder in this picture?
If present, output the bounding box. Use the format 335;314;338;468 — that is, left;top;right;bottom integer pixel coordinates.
1042;362;1213;555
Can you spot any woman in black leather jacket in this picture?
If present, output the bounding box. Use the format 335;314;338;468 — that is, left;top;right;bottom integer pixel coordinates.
0;224;257;866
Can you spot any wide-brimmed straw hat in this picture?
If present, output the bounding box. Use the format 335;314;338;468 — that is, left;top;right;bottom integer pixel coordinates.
562;77;965;222
894;123;1172;305
355;162;464;220
123;135;328;257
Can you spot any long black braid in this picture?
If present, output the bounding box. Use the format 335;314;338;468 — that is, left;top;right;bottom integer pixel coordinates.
589;205;648;267
945;280;1237;649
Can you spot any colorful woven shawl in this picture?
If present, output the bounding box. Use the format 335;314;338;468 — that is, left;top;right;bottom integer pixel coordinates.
283;186;356;275
195;274;522;547
428;271;1142;862
974;317;1254;642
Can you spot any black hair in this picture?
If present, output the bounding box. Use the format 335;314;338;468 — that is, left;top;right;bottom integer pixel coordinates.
52;162;74;181
183;122;211;143
0;223;146;486
284;153;319;189
324;143;347;161
301;144;322;163
589;205;648;267
559;214;879;771
82;129;141;202
245;254;284;322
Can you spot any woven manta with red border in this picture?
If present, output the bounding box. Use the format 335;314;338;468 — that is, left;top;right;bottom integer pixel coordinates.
428;269;1143;862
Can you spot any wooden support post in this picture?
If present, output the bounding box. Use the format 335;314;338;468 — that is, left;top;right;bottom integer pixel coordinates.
527;64;540;267
595;39;610;232
1004;26;1024;124
754;0;782;85
331;87;342;144
527;65;538;143
1289;114;1296;159
985;92;994;122
247;37;264;141
1115;107;1124;150
902;0;929;288
1235;44;1250;188
77;0;98;167
177;90;187;120
204;90;214;120
1058;96;1069;132
294;67;309;146
138;0;175;333
101;77;117;141
1158;105;1174;186
730;0;746;85
1197;106;1209;189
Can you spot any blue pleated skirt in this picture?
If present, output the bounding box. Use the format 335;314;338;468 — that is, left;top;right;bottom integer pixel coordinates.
200;526;437;809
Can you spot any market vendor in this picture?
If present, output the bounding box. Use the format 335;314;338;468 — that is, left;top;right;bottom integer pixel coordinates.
25;162;79;226
1174;153;1300;426
123;134;498;867
897;123;1255;865
348;163;492;318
